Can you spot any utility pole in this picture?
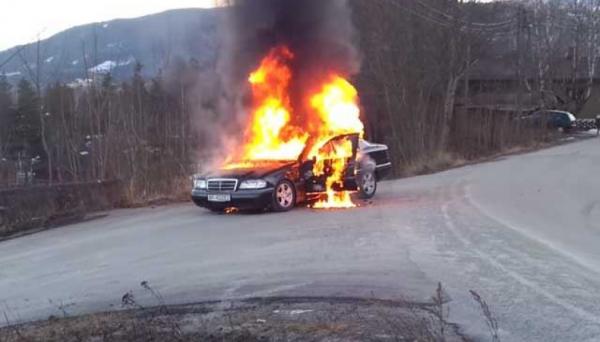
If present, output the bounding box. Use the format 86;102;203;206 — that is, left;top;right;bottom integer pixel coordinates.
516;5;524;115
463;6;471;109
36;38;52;184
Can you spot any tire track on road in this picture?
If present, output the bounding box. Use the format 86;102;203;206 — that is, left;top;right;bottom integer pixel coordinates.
441;179;600;327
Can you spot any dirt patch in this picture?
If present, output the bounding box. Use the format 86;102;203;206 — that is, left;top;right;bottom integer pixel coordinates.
0;297;470;342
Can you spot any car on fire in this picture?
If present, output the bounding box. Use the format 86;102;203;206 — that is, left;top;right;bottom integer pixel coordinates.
191;134;391;212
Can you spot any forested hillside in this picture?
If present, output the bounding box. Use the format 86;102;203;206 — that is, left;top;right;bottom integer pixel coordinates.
0;8;220;84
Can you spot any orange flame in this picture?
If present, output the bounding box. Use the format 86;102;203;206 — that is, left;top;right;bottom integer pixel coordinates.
310;76;364;138
234;46;307;163
224;46;364;209
308;76;364;209
310;137;356;209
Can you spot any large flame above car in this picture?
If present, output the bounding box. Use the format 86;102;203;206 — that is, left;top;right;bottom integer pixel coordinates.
225;46;364;209
239;46;308;162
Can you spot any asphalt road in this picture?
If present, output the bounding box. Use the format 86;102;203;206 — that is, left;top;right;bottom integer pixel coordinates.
1;138;600;341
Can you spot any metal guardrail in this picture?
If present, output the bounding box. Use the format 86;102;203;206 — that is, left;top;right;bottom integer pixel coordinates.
0;179;118;191
575;119;598;131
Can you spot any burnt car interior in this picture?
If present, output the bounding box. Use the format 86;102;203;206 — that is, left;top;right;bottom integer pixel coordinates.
300;134;360;194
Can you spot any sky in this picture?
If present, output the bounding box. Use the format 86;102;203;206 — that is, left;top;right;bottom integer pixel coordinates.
0;0;217;51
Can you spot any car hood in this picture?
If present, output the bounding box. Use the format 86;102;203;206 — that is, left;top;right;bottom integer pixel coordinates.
202;161;296;180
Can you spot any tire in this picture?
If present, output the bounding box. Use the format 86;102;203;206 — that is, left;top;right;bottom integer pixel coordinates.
358;170;377;199
272;180;296;212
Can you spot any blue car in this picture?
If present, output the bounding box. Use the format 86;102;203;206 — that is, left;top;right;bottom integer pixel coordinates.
522;110;577;131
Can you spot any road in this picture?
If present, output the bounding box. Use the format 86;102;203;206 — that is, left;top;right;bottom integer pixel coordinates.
1;138;600;341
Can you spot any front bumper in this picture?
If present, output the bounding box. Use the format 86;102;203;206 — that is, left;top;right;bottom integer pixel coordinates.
191;187;274;210
375;163;392;180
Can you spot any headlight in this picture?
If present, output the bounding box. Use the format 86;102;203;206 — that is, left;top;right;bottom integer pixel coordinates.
239;179;267;189
193;178;207;189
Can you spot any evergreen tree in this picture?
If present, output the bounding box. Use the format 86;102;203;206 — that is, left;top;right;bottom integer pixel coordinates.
0;75;14;155
14;78;41;157
132;62;147;115
0;75;11;110
101;72;115;93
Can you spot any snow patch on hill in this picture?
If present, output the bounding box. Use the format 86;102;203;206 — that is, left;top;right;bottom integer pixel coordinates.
88;57;135;73
89;61;116;73
4;71;21;77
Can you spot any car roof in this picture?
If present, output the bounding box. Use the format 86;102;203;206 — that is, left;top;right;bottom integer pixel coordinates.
299;133;360;160
538;110;571;115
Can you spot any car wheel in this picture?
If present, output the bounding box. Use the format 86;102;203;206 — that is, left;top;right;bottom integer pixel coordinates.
358;170;377;199
273;180;296;212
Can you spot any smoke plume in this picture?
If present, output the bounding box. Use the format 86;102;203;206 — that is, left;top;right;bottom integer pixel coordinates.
221;0;358;85
199;0;360;170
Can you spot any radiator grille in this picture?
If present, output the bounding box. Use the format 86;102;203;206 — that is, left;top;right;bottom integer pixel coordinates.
207;179;237;192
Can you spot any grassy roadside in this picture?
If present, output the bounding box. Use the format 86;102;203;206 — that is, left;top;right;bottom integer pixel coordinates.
0;296;467;342
0;282;502;342
398;132;597;179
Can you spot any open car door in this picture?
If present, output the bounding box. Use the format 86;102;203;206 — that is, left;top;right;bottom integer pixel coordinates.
302;133;360;193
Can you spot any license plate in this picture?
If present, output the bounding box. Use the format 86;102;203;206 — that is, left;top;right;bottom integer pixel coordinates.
208;194;231;202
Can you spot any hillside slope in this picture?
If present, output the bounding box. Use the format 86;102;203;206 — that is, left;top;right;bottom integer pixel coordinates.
0;8;221;84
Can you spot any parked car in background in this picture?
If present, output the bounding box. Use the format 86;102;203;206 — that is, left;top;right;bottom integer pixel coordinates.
521;110;577;131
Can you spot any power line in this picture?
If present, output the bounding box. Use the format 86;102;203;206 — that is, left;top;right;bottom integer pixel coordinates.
0;46;26;70
415;0;515;29
385;1;452;27
378;0;516;33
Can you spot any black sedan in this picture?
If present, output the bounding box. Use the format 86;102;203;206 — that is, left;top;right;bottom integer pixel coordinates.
191;134;391;212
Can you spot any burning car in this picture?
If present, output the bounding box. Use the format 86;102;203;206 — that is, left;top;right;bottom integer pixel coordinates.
192;45;383;212
191;134;391;212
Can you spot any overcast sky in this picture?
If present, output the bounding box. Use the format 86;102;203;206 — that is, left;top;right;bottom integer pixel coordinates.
0;0;217;51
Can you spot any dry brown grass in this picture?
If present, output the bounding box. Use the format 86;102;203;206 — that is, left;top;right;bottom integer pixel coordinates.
0;282;487;342
399;151;467;177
